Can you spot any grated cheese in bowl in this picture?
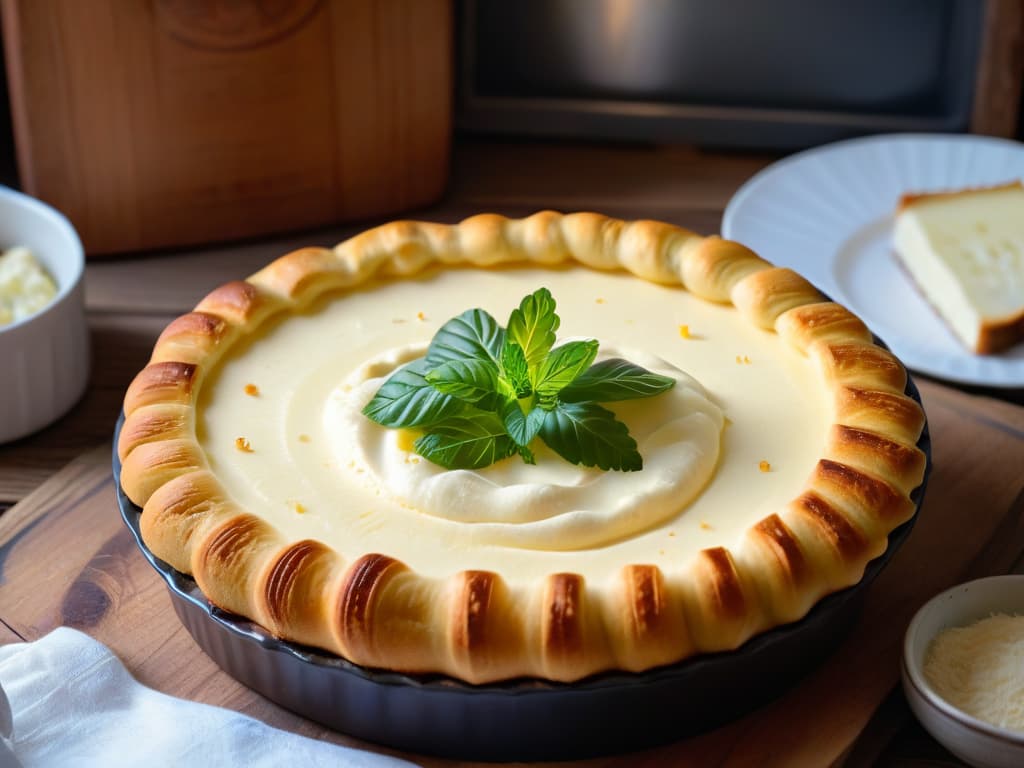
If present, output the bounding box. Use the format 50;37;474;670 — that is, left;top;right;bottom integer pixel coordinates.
923;614;1024;732
0;246;58;327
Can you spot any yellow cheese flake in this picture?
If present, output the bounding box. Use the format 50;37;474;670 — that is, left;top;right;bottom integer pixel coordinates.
298;434;311;443
759;460;771;472
289;500;306;514
396;429;418;452
244;383;260;397
235;437;253;453
700;521;712;530
678;324;690;339
417;311;426;321
744;355;752;364
595;297;605;304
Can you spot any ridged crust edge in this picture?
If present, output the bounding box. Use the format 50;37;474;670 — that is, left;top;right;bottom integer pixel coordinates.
119;212;927;683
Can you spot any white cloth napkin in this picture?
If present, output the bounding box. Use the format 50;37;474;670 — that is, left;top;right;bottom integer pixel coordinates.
0;627;419;768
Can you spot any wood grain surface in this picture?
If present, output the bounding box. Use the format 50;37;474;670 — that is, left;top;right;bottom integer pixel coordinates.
971;0;1024;137
0;622;18;644
0;379;1022;767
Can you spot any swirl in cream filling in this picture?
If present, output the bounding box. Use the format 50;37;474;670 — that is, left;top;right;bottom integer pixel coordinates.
325;343;724;550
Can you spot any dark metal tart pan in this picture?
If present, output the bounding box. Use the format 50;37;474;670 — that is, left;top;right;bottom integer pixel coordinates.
114;373;930;762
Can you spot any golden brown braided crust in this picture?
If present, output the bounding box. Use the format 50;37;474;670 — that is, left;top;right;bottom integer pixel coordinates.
119;212;926;684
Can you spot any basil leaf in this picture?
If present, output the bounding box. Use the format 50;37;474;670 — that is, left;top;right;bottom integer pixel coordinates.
539;401;642;471
414;413;517;469
363;289;672;473
426;308;505;367
501;399;546;447
560;358;676;403
362;357;463;428
426;359;505;406
501;340;532;397
535;340;599;399
507;288;559;382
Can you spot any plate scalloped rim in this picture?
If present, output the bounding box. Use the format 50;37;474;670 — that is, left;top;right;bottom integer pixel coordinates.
722;133;1024;388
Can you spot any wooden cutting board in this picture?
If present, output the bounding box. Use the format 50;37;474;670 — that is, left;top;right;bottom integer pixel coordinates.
1;379;1023;767
0;0;452;254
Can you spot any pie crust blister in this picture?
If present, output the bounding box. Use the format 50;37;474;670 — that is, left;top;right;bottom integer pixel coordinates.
118;212;927;684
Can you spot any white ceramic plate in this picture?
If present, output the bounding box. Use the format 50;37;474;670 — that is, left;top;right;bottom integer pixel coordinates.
722;133;1024;388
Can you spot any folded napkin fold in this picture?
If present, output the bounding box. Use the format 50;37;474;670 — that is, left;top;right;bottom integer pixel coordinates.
0;627;418;768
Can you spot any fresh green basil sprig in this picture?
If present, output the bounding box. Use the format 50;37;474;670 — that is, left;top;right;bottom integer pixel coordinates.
362;288;675;471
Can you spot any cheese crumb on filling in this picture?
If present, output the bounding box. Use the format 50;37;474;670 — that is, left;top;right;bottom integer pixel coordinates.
0;247;57;326
326;343;725;551
924;613;1024;732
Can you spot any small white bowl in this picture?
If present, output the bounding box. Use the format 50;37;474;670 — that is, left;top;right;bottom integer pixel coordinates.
903;575;1024;768
0;186;89;443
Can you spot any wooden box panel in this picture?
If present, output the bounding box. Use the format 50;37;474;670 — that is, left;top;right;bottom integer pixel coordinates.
0;0;453;254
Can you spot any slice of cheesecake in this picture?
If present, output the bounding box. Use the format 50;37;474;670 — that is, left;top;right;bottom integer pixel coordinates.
893;181;1024;354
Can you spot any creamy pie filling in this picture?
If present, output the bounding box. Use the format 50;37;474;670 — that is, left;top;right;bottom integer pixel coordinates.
328;343;723;550
197;265;830;584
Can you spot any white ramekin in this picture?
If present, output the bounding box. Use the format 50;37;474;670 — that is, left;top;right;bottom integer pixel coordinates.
902;575;1024;768
0;186;89;444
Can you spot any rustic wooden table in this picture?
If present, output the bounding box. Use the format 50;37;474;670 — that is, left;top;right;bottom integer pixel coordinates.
2;139;1023;767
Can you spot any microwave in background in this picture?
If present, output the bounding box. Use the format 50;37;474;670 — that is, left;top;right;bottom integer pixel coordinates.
458;0;1024;150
